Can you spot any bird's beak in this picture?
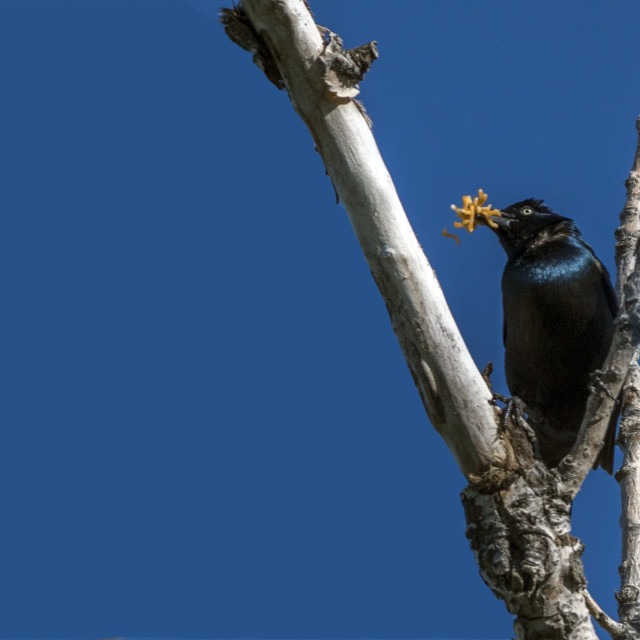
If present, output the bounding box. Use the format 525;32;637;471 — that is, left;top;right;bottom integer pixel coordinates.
489;212;512;230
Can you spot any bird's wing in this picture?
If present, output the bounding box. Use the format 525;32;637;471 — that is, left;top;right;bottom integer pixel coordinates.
599;260;619;319
581;238;618;318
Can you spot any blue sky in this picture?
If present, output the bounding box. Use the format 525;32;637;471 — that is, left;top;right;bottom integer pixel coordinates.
2;1;640;638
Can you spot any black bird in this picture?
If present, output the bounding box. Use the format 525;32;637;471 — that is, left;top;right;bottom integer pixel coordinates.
489;199;618;472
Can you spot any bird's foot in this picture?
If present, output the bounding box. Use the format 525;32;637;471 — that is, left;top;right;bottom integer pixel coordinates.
491;391;510;406
502;396;529;432
486;383;520;420
589;369;618;402
487;391;543;462
499;396;544;466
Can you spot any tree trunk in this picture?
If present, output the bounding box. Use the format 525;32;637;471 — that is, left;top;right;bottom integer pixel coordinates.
462;467;592;640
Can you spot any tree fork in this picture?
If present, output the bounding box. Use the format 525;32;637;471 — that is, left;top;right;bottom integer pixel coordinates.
221;3;640;638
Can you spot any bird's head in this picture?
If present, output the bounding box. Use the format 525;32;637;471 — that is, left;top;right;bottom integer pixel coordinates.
489;198;572;259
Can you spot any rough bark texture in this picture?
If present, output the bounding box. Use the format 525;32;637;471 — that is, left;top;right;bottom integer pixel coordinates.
462;467;594;640
615;118;640;293
462;413;597;639
618;364;640;636
615;118;640;636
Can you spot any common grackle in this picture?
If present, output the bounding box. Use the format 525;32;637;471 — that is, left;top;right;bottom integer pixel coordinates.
488;199;618;472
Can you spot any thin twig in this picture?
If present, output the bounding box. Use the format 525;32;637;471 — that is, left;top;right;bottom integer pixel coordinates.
584;590;627;639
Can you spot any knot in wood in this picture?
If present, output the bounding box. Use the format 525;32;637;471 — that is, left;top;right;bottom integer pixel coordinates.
461;469;586;637
318;28;378;99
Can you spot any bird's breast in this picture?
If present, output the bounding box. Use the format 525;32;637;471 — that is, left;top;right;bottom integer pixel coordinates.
504;242;592;289
501;240;614;408
502;246;604;333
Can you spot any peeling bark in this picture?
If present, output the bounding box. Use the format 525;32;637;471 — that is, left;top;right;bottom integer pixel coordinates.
318;28;378;100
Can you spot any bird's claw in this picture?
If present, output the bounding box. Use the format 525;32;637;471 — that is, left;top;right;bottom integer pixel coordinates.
503;396;529;432
491;391;510;406
589;369;618;402
489;392;529;431
489;393;544;465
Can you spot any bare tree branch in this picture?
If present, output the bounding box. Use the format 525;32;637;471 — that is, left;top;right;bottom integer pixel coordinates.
615;118;640;291
560;117;640;496
222;0;507;481
618;363;640;632
584;590;628;639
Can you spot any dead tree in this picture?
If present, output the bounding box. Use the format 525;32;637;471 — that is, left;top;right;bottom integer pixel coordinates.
220;2;640;638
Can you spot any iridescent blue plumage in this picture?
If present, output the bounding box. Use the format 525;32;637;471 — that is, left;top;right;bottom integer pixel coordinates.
490;199;618;472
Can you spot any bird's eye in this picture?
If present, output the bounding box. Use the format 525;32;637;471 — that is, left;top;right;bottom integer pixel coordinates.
521;206;534;215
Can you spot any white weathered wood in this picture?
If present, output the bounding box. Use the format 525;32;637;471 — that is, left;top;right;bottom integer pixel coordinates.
462;469;599;640
235;0;506;480
618;364;640;634
614;120;640;635
584;591;627;639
